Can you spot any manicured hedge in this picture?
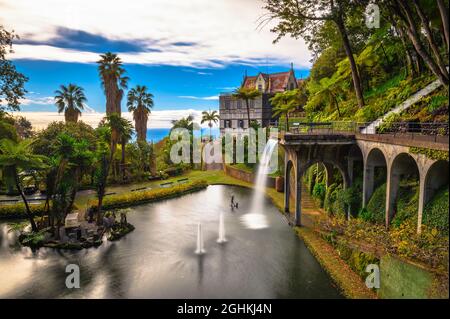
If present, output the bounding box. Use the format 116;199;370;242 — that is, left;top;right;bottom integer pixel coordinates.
0;203;46;219
89;179;208;211
423;187;449;235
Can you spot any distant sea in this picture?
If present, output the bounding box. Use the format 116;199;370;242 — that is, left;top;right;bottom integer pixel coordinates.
146;127;220;143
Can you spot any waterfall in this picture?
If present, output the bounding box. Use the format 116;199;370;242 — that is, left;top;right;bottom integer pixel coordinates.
195;223;205;254
240;138;278;229
217;212;227;243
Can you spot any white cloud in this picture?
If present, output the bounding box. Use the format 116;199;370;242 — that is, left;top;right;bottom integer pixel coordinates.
12;109;216;130
178;95;219;100
1;0;312;68
1;96;54;106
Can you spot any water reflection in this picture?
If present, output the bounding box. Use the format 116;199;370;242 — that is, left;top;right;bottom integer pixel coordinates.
0;185;342;299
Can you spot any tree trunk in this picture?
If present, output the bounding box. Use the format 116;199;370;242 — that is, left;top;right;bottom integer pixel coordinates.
245;99;251;130
334;15;365;107
121;136;126;181
14;168;38;232
412;0;449;80
285;113;289;132
437;0;449;52
396;0;449;87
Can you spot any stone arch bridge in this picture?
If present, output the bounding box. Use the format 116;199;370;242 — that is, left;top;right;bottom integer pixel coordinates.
280;132;449;233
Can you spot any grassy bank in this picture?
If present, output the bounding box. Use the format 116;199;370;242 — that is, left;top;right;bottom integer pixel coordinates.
295;227;377;299
88;179;209;211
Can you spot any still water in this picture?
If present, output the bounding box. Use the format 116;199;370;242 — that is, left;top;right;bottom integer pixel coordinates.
0;185;342;298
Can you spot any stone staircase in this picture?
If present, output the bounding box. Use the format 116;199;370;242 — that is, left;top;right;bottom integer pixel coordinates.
301;185;317;210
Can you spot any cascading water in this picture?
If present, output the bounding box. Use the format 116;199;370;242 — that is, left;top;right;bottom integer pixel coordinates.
241;138;278;229
217;212;227;243
195;223;205;254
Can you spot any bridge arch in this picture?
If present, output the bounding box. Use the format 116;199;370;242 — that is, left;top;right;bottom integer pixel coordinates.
418;160;449;233
363;148;388;207
386;152;420;227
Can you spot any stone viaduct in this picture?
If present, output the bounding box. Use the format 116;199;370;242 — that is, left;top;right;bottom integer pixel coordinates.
280;132;449;233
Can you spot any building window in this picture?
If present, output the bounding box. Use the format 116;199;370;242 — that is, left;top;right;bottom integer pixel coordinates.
290;83;294;90
225;120;231;128
258;84;263;91
224;99;230;109
239;120;244;128
250;100;254;108
237;100;242;108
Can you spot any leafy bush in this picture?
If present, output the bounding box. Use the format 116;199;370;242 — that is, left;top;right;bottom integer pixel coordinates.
312;182;326;207
391;182;419;228
365;183;386;224
0;203;46;219
89;180;208;211
423;187;449;235
324;183;338;214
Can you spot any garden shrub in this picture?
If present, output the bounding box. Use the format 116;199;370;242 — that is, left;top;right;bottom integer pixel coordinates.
366;183;386;224
312;182;326;207
332;188;347;218
0;203;46;219
89;180;208;210
324;183;338;214
391;182;419;228
423;187;449;235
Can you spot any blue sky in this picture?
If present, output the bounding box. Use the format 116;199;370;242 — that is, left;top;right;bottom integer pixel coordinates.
1;0;312;127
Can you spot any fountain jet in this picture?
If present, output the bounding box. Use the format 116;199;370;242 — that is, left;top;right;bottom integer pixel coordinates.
217;213;227;243
195;223;205;254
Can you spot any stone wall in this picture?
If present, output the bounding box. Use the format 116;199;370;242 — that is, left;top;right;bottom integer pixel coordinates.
224;165;276;188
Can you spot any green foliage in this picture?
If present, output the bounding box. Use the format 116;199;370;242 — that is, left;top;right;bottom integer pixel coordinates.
365;183;386;224
335;239;379;279
423;187;449;235
409;147;449;161
312;182;326;207
89;180;208;211
0;203;46;219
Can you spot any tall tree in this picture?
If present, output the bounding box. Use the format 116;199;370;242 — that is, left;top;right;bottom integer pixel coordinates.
232;87;261;128
262;0;365;107
127;85;154;142
103;113;134;181
384;0;449;87
54;84;87;123
0;26;28;112
97;52;129;152
201;110;220;140
437;0;449;52
270;89;301;131
0;139;47;232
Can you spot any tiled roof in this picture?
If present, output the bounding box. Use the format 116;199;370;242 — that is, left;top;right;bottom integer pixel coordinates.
242;76;257;89
242;70;294;93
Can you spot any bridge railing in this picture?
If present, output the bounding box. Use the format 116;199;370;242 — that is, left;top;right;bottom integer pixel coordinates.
272;121;449;144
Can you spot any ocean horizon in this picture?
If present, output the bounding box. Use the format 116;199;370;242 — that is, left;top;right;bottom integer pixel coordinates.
146;127;220;143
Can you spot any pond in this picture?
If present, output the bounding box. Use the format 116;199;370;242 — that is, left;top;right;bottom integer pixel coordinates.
0;185;342;298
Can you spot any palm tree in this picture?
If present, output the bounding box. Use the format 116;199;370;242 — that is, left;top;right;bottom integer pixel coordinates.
201;110;219;141
232;87;261;129
97;52;129;153
171;115;194;132
54;84;87;123
270;89;300;131
0;139;47;232
127;85;154;142
103;113;134;180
